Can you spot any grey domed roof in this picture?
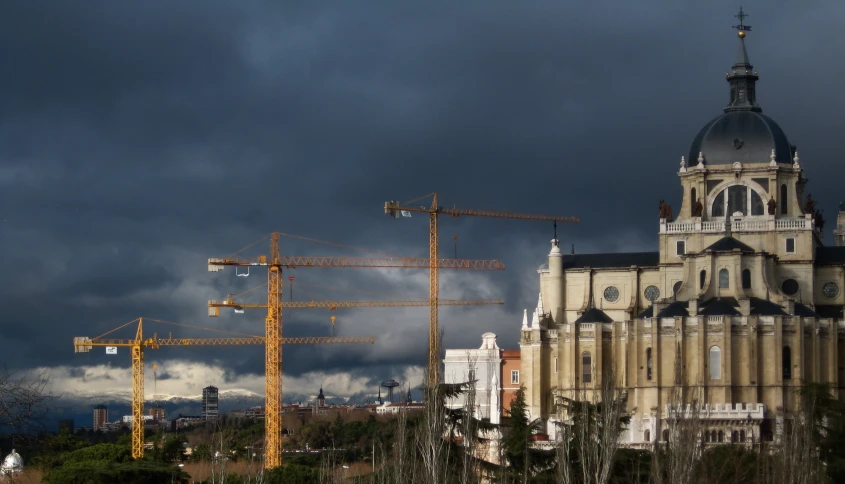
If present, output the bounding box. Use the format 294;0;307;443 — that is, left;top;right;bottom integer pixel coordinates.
689;111;793;165
688;30;794;166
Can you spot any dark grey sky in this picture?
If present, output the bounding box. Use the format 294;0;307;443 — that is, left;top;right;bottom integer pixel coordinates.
1;1;844;397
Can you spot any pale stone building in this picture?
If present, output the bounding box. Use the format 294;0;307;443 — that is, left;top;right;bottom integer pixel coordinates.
444;333;521;423
520;26;845;446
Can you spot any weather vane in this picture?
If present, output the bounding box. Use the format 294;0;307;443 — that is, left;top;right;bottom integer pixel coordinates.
732;6;751;37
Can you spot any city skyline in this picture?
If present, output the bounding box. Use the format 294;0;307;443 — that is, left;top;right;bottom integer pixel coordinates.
1;1;844;405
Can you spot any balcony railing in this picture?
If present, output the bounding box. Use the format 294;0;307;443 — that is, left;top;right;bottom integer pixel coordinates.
660;216;814;235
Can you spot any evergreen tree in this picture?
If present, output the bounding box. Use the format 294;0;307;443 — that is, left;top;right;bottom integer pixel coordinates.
502;385;553;478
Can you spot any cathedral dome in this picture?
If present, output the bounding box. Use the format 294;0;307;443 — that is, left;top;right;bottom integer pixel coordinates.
688;27;794;166
689;111;793;166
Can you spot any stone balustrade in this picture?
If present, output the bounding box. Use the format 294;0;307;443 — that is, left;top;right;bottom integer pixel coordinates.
660;216;814;235
665;402;766;420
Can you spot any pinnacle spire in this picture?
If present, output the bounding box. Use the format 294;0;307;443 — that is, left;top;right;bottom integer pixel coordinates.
725;7;761;113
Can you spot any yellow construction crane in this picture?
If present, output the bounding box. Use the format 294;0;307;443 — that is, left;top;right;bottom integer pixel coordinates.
73;317;373;459
207;297;504;314
384;193;579;387
210;297;503;338
208;232;504;468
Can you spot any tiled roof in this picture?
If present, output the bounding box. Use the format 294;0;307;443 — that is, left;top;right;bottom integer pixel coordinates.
574;307;613;324
704;237;754;253
749;297;788;316
655;301;689;318
562;252;660;270
815;247;845;265
698;299;741;316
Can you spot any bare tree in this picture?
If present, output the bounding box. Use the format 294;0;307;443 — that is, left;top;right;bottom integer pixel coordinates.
555;362;628;484
0;364;52;436
768;397;827;484
651;351;704;484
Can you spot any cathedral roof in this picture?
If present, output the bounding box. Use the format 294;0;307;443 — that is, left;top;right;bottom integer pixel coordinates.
574;307;613;324
687;26;794;166
816;305;844;319
749;297;788;316
689;112;793;166
699;299;741;316
704;236;754;253
794;303;819;318
562;252;659;270
815;246;845;265
637;305;655;318
655;301;689;318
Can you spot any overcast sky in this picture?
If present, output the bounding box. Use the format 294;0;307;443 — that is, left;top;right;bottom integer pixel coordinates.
2;1;844;402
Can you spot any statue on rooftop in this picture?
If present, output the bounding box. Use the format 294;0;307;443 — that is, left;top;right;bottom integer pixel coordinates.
767;198;777;215
659;199;674;221
692;198;704;217
815;209;825;232
804;193;816;215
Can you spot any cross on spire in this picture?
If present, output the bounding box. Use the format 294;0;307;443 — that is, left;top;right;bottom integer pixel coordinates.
732;6;751;33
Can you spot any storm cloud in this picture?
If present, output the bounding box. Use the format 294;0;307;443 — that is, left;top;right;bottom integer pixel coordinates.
1;1;844;400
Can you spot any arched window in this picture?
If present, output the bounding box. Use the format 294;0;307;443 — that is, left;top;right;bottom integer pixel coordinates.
718;430;725;443
711;430;717;443
700;270;707;289
663;429;670;442
712;191;725;217
719;269;729;289
709;346;721;380
582;352;592;384
742;269;752;289
751;190;764;215
710;184;767;217
646;348;653;381
644;429;650;442
783;346;792;379
780;184;788;215
691;187;697;216
727;185;748;215
732;431;739;443
705;431;711;443
740;430;746;442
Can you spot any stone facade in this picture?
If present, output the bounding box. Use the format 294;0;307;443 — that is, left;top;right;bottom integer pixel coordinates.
520;30;845;446
443;333;520;422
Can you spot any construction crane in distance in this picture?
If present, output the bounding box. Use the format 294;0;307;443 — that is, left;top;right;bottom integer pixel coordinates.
207;297;504;314
207;232;505;469
384;192;580;388
209;297;504;338
73;317;373;459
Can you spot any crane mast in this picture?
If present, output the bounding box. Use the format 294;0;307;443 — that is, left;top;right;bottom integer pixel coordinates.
208;232;503;468
384;192;579;387
73;317;371;460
